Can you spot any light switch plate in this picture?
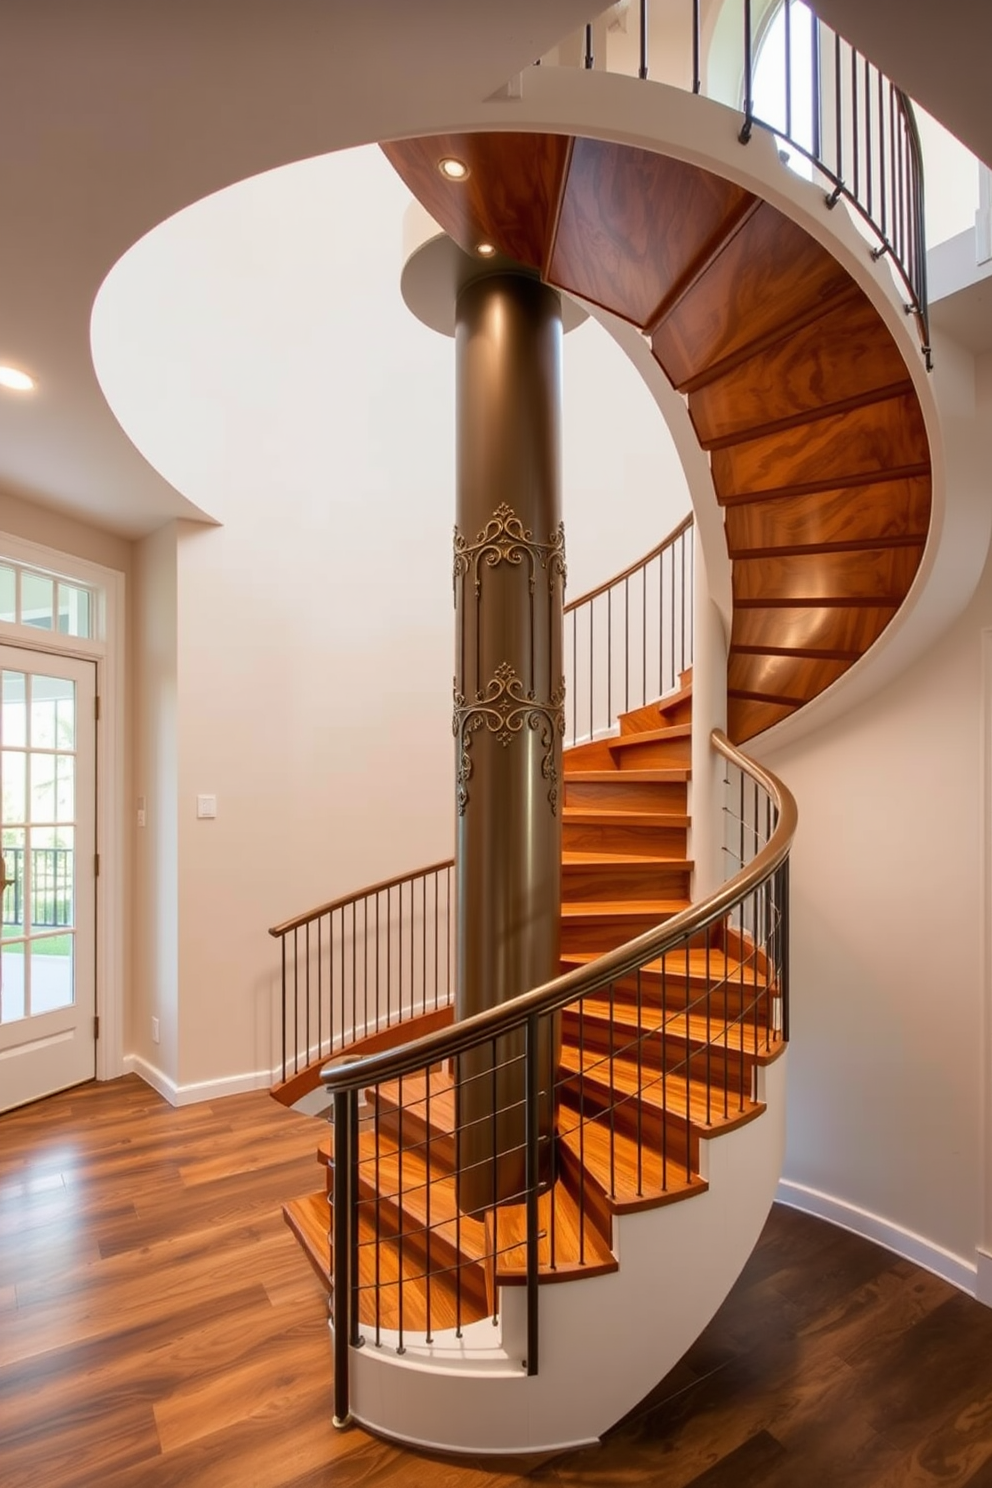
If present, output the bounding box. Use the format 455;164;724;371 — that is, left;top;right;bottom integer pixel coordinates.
197;794;217;819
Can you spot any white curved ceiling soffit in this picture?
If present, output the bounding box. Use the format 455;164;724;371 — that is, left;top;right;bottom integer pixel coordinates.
0;0;606;537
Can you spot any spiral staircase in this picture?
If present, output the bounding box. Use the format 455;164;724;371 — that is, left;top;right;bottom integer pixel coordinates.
272;20;935;1458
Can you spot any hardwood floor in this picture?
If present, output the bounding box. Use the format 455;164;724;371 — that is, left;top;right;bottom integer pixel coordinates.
4;1077;992;1487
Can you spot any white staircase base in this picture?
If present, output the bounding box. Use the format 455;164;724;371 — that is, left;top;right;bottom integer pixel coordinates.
341;1054;787;1454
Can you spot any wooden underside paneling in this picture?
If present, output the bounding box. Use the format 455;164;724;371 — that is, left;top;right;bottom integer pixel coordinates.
548;136;753;327
731;603;899;657
712;392;930;502
727;695;798;741
723;477;932;556
380;132;570;268
651;201;855;387
688;292;913;446
733;545;924;604
728;651;851;704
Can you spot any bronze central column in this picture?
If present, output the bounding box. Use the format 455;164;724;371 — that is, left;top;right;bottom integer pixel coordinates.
453;271;565;1213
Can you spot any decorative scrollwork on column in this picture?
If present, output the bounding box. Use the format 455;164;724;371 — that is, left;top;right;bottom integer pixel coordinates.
453;503;566;597
453;662;566;817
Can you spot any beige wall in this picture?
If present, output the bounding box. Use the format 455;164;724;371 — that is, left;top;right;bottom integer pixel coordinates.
762;496;992;1271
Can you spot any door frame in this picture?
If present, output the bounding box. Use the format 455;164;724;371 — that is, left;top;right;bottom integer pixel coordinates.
0;532;125;1088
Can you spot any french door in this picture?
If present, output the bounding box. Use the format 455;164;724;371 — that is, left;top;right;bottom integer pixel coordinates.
0;648;97;1112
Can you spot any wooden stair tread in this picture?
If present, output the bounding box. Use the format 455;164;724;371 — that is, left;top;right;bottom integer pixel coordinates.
560;949;768;986
562;850;695;868
609;724;691;750
557;1117;708;1213
283;1192;331;1290
563;808;691;827
487;1178;618;1284
564;768;690;783
562;996;783;1062
558;1044;764;1135
560;899;690;918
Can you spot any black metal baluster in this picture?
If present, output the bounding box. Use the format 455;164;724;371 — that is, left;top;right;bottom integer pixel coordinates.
692;0;701;93
740;0;753;141
585;23;593;70
293;927;299;1075
397;1073;405;1355
281;936;287;1082
578;997;586;1263
589;597;594;740
332;1086;353;1428
525;1014;540;1374
624;576;630;712
635;968;643;1197
304;922;311;1065
425;1074;433;1344
638;0;648;79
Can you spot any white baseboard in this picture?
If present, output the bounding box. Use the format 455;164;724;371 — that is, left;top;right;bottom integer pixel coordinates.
123;1054;275;1107
977;1249;992;1307
776;1178;979;1298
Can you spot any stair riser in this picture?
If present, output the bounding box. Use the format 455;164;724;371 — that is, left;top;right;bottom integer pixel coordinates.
562;822;688;856
563;780;687;812
371;1102;457;1168
561;915;683;954
352;1188;486;1297
610;740;692;770
563;863;692;901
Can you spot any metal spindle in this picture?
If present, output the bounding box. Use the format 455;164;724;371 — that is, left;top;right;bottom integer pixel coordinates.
692;0;701;93
293;927;299;1074
740;0;753;141
280;937;287;1082
638;0;648;80
332;1087;354;1428
525;1015;540;1374
584;23;593;70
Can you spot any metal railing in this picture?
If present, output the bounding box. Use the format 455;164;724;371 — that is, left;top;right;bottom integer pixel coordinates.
322;732;795;1426
2;847;73;930
573;0;928;360
268;862;455;1086
564;515;693;746
270;517;694;1083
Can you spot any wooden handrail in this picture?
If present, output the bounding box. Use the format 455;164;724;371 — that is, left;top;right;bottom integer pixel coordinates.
319;729;797;1093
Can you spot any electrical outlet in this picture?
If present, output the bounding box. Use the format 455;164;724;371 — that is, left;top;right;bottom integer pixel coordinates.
151;1016;160;1044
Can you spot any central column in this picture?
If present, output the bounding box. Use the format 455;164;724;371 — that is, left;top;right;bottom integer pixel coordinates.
454;272;565;1214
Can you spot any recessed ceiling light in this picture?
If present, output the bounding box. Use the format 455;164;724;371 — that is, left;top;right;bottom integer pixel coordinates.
438;156;469;181
476;242;497;258
0;366;35;392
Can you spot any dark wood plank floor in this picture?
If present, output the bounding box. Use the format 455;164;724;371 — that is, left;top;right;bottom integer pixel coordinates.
3;1076;992;1487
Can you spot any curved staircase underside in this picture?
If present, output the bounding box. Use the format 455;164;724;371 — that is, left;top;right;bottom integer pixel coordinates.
382;129;933;742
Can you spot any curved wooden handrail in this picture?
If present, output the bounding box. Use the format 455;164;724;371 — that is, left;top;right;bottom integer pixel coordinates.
320;728;797;1094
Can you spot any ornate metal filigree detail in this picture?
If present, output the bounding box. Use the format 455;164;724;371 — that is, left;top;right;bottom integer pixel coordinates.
453;504;566;597
453;661;565;817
